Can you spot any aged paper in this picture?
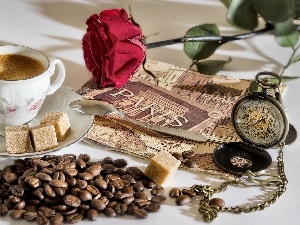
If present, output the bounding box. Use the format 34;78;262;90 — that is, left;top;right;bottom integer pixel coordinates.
78;60;252;180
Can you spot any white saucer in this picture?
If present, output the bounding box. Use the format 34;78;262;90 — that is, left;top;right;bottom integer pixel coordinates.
0;86;94;157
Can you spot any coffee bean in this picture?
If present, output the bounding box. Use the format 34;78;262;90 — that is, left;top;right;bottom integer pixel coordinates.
53;171;65;181
9;195;21;204
104;208;117;217
64;195;81;207
122;196;135;205
78;172;93;180
28;177;41;188
182;150;194;159
32;159;50;168
61;207;77;216
91;199;106;211
87;209;98;221
10;185;24;197
106;174;120;181
171;152;184;161
76;158;86;169
41;167;54;175
64;168;78;177
0;204;8;215
85;185;99;196
150;186;164;196
99;196;109;206
112;179;124;190
50;214;64;225
34;187;45;200
78;190;92;201
36;214;50;225
49;180;68;188
65;212;83;223
63;162;76;170
169;188;181;198
182;189;196;198
85;164;101;177
78;154;90;162
4;172;18;184
101;157;113;165
126;167;144;180
51;205;67;211
135;191;148;199
175;195;191;205
94;178;107;189
44;184;56;197
123;186;134;196
39;207;55;218
133;208;148;219
35;172;52;181
183;159;197;168
65;177;76;187
145;203;160;212
101;164;115;175
14;200;26;210
122;174;135;184
112;159;127;168
53;187;66;196
24;211;37;221
133;181;144;192
151;195;166;204
115;203;127;215
75;180;87;189
142;179;155;189
209;198;225;208
115;168;127;176
135;198;150;207
9;209;26;219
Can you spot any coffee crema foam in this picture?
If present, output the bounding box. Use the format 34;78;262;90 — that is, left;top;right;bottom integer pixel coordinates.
0;54;45;81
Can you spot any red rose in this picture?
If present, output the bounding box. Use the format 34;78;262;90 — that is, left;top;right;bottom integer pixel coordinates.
82;8;146;88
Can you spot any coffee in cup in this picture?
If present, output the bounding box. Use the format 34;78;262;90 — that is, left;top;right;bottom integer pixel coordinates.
0;54;45;81
0;45;65;136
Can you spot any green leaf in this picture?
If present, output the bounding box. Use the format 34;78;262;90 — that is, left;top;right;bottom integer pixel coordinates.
227;0;258;30
184;24;221;61
252;0;295;23
278;76;299;83
195;58;232;75
274;18;299;47
219;0;232;8
290;54;300;65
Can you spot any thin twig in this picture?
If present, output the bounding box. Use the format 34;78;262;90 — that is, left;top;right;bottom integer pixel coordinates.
146;23;274;49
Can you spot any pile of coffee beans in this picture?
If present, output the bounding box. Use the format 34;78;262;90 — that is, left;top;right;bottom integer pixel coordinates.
0;154;166;224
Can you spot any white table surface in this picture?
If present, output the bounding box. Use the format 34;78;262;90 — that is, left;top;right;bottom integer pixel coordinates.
0;1;300;225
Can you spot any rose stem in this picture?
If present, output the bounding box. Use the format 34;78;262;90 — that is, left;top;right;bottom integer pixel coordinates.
146;23;275;49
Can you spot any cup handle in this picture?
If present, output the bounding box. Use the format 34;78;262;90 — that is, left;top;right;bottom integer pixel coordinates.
47;57;65;95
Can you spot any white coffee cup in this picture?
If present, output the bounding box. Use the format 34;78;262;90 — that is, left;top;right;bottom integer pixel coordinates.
0;45;65;136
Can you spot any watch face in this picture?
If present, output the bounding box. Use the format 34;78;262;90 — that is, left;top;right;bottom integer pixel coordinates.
232;94;288;148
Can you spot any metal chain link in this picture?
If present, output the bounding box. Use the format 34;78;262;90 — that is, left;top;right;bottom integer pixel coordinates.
191;143;288;222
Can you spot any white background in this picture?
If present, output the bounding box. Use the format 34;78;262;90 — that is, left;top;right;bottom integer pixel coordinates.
0;1;299;225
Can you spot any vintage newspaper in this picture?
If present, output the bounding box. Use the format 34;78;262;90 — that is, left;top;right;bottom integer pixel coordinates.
77;60;252;180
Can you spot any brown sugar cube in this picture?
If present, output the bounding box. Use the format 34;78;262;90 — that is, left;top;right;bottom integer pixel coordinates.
40;111;71;141
144;151;181;186
5;125;31;154
30;124;58;152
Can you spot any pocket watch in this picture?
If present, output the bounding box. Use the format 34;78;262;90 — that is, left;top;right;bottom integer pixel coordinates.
213;72;289;175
